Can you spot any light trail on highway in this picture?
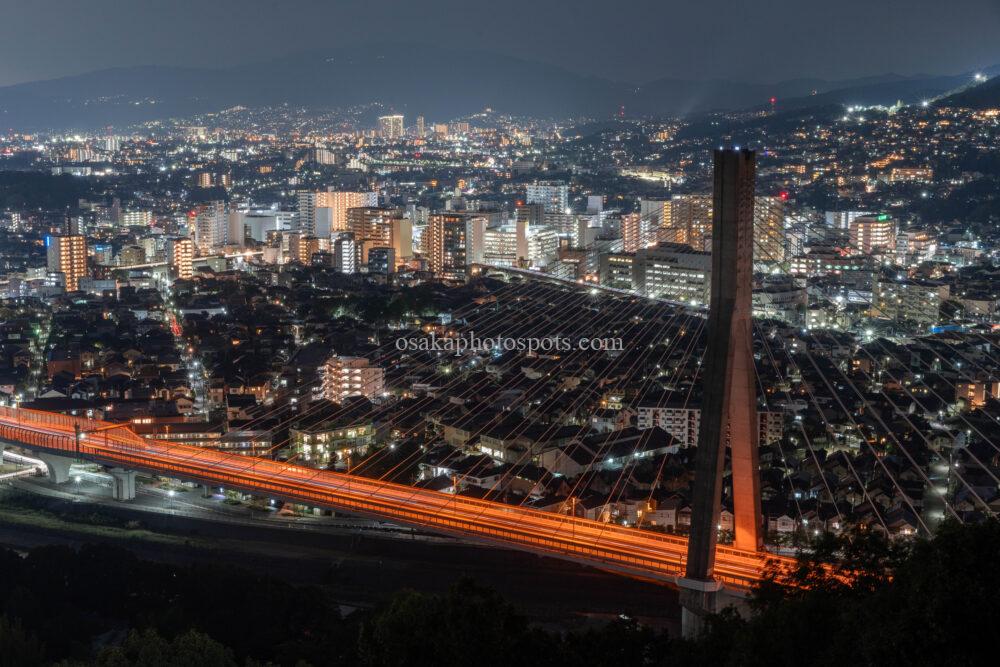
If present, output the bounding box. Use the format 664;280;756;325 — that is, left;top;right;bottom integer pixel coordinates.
0;406;796;588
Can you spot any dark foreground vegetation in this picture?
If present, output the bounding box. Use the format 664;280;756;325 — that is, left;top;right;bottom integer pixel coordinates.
0;520;997;665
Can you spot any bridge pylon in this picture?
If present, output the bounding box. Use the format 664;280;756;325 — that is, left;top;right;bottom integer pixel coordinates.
680;148;762;636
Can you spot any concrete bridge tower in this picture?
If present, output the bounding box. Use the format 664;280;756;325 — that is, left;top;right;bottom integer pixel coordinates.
680;148;763;636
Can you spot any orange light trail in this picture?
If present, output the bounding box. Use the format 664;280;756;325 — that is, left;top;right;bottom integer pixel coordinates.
0;406;796;588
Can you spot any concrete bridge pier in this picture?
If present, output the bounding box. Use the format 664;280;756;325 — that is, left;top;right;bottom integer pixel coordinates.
678;578;752;638
109;468;137;501
37;453;74;484
201;484;214;498
678;578;723;638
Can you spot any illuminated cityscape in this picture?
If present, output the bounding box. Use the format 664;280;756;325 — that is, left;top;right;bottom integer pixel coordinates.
0;0;999;663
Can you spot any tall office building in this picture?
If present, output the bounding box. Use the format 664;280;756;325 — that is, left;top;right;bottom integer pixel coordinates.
415;116;426;138
599;253;636;291
167;238;195;279
378;115;405;139
46;234;87;291
525;181;569;214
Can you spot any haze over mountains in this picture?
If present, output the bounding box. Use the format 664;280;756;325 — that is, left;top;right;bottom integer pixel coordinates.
0;45;996;130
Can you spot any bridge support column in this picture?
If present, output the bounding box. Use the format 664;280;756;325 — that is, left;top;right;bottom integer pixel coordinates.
678;578;723;638
682;149;763;635
109;468;137;501
201;484;213;498
37;453;74;484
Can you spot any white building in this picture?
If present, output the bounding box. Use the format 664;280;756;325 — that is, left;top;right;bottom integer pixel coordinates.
636;403;783;448
192;201;226;254
322;356;385;402
378;115;404;139
633;242;710;304
525;181;569;214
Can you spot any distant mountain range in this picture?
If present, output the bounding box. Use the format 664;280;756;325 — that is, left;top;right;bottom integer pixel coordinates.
0;45;996;130
937;75;1000;109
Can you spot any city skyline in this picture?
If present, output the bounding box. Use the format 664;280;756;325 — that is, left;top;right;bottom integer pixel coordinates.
1;2;999;662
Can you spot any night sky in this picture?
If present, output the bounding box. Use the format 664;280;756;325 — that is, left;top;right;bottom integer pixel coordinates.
1;0;999;87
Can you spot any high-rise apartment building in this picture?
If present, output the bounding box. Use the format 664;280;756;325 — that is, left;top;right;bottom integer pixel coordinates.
192;201;226;254
46;234;87;291
227;210;245;247
296;190;317;236
665;193;786;263
621;213;658;253
670;194;714;250
121;210;153;227
347;207;393;245
298;190;377;236
754;195;787;265
425;213;486;279
378;115;405;140
525;181;569;214
329;191;378;233
345;207;411;268
167;238;195;279
332;233;357;273
639;199;671;226
287;232;322;264
527;227;559;268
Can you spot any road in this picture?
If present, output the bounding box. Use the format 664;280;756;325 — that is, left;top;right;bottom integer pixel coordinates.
0;405;797;588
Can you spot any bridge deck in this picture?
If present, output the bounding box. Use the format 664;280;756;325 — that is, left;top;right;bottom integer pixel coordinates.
0;406;794;588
